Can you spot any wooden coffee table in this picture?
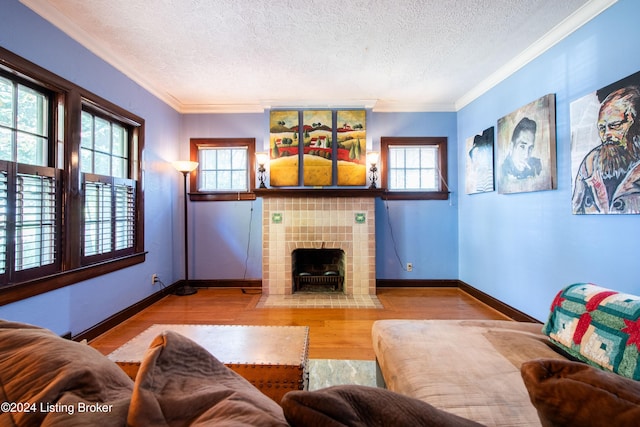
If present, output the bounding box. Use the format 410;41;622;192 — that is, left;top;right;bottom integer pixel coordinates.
107;324;309;402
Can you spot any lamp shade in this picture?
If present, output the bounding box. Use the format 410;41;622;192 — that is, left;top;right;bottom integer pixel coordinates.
173;160;199;173
256;152;269;166
367;151;379;166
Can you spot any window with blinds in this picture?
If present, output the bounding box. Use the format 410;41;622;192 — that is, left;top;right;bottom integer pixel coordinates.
0;70;62;284
80;106;136;261
0;46;145;303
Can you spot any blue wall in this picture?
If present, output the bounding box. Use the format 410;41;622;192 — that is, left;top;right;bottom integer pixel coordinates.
371;112;458;279
458;0;640;321
179;114;266;280
0;1;183;335
180;111;459;282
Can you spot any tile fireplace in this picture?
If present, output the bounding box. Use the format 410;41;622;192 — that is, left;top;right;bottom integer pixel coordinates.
262;196;376;296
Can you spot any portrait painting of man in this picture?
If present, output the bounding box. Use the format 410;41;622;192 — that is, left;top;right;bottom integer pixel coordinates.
571;71;640;214
497;94;557;194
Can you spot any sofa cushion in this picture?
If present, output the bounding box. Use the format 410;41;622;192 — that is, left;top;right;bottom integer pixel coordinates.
542;283;640;380
521;358;640;427
372;319;564;426
127;330;288;426
0;319;133;427
281;384;483;427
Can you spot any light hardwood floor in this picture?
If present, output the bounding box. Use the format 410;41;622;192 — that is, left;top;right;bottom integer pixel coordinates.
90;287;510;360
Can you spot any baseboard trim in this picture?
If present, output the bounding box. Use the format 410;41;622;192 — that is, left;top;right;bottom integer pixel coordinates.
75;280;260;342
189;279;262;288
376;279;460;288
77;278;539;342
457;281;541;323
377;279;540;323
74;282;178;342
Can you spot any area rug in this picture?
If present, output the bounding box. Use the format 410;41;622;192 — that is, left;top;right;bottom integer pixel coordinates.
256;294;383;309
308;359;378;390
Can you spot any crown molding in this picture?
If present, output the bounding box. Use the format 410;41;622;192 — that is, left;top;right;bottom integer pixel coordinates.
372;101;456;113
455;0;618;110
20;0;183;111
22;0;617;115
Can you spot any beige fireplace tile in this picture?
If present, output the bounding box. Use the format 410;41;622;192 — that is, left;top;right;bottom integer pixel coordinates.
263;197;375;297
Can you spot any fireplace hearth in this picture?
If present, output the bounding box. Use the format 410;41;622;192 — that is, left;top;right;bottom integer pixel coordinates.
292;248;345;293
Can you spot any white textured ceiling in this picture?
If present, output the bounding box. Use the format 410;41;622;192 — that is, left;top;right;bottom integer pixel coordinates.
21;0;615;113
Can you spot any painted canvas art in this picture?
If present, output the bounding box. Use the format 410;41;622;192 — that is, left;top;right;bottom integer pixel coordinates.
497;94;557;194
336;110;367;186
571;70;640;214
465;127;495;194
303;110;333;186
269;110;299;186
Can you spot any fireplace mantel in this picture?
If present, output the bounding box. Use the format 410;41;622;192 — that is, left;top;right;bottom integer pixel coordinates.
254;188;385;198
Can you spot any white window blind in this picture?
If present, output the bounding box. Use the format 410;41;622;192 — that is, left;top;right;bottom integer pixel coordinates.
0;170;7;275
84;180;112;257
15;172;57;270
84;178;135;257
114;181;135;251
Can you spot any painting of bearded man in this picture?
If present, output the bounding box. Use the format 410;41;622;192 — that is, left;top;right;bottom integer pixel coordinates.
571;72;640;214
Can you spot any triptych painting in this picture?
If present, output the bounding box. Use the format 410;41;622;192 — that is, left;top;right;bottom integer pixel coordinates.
268;110;367;187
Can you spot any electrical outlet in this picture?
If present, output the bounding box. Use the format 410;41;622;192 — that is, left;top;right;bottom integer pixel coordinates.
151;273;158;284
406;263;413;272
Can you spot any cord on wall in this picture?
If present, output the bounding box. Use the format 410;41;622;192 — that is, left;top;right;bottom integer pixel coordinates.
243;200;255;280
384;200;409;272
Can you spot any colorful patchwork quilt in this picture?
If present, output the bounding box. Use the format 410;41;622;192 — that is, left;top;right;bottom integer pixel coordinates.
542;283;640;380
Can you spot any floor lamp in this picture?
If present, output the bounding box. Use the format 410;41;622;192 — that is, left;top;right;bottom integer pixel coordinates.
173;160;199;296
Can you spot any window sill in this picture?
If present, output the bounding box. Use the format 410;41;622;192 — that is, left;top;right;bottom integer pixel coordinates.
254;188;385;198
0;252;147;306
188;189;449;201
380;191;450;201
189;192;257;202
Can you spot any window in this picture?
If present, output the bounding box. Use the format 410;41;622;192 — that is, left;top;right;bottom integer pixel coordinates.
0;46;145;306
81;110;129;178
0;72;61;284
380;137;449;200
199;147;248;191
0;163;61;283
80;107;137;262
189;138;256;201
0;76;50;166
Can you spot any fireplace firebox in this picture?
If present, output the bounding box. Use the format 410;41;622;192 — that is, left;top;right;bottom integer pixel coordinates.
292;248;345;293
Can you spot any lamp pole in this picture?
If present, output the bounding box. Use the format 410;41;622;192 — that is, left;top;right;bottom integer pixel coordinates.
173;161;198;296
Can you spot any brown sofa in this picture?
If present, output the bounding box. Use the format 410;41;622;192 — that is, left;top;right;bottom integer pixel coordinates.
372;283;640;427
0;319;482;426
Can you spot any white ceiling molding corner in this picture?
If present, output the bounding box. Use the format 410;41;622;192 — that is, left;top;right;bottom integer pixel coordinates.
454;0;618;110
20;0;617;115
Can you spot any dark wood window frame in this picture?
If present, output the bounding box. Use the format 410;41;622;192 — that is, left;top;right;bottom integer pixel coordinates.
188;138;257;201
0;47;145;306
380;136;449;201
